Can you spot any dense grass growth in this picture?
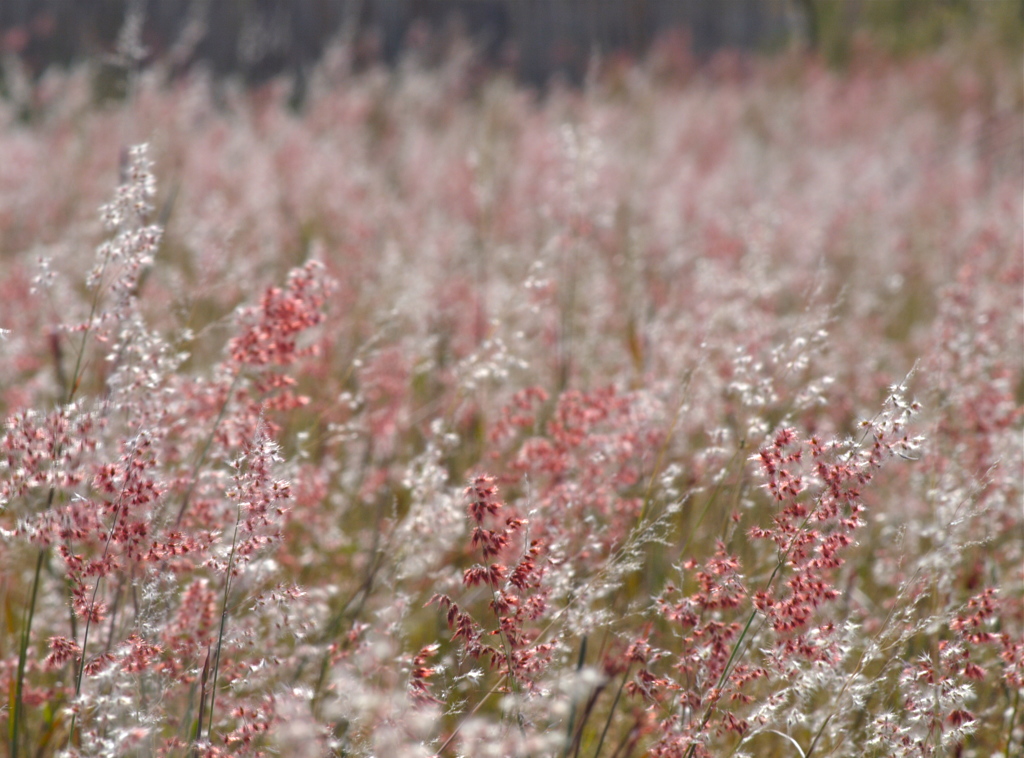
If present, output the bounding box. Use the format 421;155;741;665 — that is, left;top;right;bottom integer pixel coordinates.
0;37;1021;757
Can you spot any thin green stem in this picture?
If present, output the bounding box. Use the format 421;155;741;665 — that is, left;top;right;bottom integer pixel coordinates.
563;635;588;757
192;646;211;756
1004;686;1021;757
207;503;242;740
591;664;633;758
10;550;45;758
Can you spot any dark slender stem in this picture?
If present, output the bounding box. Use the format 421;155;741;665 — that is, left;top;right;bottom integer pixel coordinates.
193;646;211;757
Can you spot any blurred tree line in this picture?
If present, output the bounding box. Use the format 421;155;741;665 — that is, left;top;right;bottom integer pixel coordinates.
0;0;1020;97
794;0;1022;65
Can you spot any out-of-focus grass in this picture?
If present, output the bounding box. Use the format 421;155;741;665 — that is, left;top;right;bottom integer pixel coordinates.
0;26;1020;757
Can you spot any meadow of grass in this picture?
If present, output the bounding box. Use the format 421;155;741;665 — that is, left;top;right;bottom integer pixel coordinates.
0;35;1021;758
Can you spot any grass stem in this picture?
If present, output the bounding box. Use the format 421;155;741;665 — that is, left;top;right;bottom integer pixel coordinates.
10;550;45;758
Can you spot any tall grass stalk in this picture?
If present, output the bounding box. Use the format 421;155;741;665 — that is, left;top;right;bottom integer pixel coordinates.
205;502;243;742
9;550;44;758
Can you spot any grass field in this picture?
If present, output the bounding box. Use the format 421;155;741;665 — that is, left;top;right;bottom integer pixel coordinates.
0;34;1021;757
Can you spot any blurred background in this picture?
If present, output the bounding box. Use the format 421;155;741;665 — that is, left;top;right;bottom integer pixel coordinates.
1;0;1021;100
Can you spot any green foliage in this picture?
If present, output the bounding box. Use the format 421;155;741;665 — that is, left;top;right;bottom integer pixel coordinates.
797;0;1023;65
